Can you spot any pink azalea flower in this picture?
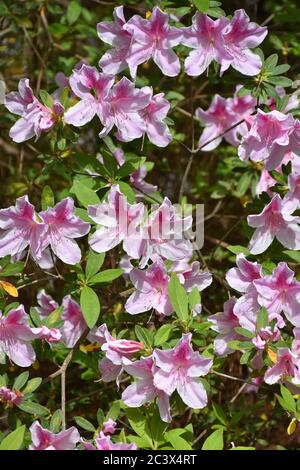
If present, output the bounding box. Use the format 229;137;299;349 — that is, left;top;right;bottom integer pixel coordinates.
40;198;90;265
138;198;193;268
125;258;172;317
0;305;37;367
102;419;116;435
130;165;158;197
0;386;23;405
256;170;277;197
83;433;137;451
196;89;255;151
226;253;262;293
264;347;300;385
88;185;144;257
221;9;267;76
252;326;281;350
5;78;64;143
153;333;213;409
99;77;151;142
238;110;299;170
32;326;62;344
97;6;133;74
99;357;123;385
0;195;47;262
60;296;86;348
182;13;230;76
171;259;212;293
247;194;300;254
254;262;300;326
139;90;172;147
29;421;80;450
122;356;171;423
124;7;182;78
292;328;300;356
283;173;300;210
36;289;59;317
208;297;241;356
64;64;114;130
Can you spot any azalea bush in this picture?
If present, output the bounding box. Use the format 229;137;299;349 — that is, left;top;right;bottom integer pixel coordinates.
1;0;300;451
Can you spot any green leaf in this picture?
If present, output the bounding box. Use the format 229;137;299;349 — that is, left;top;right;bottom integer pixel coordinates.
118;181;136;204
74;416;96;432
50;409;62;433
43;306;63;328
13;371;29;391
154;324;173;347
202;428;224;450
106;400;121;421
168;273;189;322
150;409;168;445
268;64;290;76
80;286;100;329
22;377;42;394
227;245;250;256
280;385;296;413
71;180;100;207
282;250;300;263
41;185;55;210
266;76;293;87
235;172;252;197
67;0;82;25
0;262;24;277
188;287;201;311
85;251;105;281
234;327;255;339
125;408;152;446
193;0;210;13
39;89;53;108
88;269;123;285
231;446;255;450
165;429;193;450
264;54;278;70
257;307;268;331
135;325;153;349
17;401;49;416
0;425;25;450
212;403;227;426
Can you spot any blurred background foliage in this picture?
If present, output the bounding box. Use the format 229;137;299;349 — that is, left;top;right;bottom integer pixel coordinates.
1;0;300;449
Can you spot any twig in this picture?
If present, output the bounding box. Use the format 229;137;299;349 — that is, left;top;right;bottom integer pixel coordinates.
230;382;248;403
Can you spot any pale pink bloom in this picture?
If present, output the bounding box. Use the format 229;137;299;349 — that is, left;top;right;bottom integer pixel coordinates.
171;259;212;293
64;64;114;127
102;419;116;435
0;195;47;262
254;262;300;326
264;347;300;385
36;289;59;317
268;87;300;113
0;386;23;405
182;13;230;76
99;77;151;142
5;79;64;142
252;326;281;350
139;90;172;147
208;298;241;356
125;258;172;317
122;356;171;423
97;6;133;74
153;334;212;409
196;94;252;151
99;357;123;386
60;296;86;348
256;170;277;197
247;194;300;254
88;185;144;258
226;253;262;293
83;433;137;451
130;165;158;197
283;173;300;210
40;198;90;265
124;7;182;78
138;198;193;268
29;421;80;450
32;326;62;344
0;305;37;367
238;110;299;170
87;323;110;345
292;328;300;356
221;9;267;76
244;376;263;393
